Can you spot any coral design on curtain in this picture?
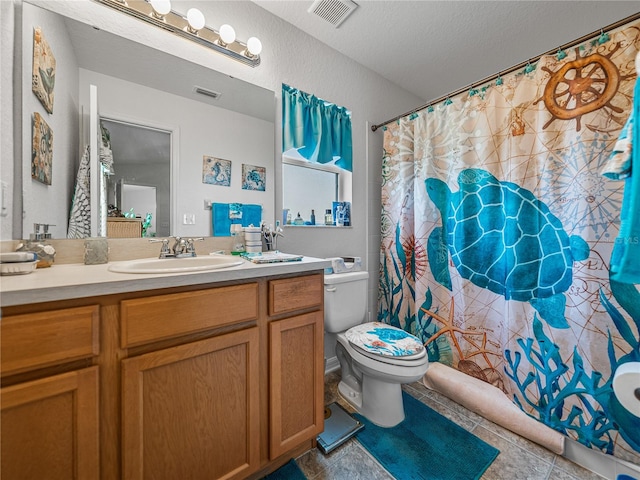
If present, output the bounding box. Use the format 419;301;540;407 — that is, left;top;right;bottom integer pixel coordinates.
379;20;640;463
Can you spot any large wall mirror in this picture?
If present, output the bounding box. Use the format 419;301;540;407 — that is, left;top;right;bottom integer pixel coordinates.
17;1;275;240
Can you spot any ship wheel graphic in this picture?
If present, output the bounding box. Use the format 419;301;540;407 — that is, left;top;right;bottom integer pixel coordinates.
539;47;624;131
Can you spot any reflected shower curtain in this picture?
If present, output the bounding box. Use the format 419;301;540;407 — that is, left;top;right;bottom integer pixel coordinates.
379;20;640;463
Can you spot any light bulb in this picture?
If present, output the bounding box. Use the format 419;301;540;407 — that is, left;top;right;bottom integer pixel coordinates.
219;24;236;45
186;8;205;32
149;0;171;16
246;37;262;56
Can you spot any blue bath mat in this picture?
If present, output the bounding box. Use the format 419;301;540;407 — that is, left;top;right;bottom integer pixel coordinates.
262;459;306;480
354;392;499;480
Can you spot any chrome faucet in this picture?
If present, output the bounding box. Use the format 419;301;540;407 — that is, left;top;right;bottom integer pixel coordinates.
150;237;204;258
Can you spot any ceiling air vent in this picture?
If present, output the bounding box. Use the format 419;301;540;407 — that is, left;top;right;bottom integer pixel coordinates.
308;0;358;28
193;86;222;100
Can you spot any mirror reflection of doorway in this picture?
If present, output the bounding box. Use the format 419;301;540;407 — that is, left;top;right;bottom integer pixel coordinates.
101;119;171;237
119;182;157;236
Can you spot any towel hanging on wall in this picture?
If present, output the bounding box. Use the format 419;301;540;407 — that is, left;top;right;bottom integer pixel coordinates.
602;51;640;284
67;145;91;239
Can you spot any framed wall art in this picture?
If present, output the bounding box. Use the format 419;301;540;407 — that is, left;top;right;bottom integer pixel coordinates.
32;27;56;114
242;164;266;191
202;156;231;186
32;112;53;185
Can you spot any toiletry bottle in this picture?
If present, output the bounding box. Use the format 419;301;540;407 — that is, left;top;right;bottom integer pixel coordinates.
230;224;245;255
310;209;316;225
286;210;293;225
324;209;333;225
16;223;56;268
336;205;344;227
293;212;305;225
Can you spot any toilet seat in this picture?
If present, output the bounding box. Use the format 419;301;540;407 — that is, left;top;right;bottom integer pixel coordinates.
345;322;425;364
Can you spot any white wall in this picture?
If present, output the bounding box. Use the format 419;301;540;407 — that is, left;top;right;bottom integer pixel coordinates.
4;0;422;312
78;69;274;237
1;1;17;241
20;2;79;240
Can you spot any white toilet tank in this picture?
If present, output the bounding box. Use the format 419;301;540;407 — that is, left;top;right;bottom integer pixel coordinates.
324;271;369;333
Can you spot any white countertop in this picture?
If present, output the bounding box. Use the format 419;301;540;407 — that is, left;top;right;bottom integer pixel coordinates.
1;256;331;307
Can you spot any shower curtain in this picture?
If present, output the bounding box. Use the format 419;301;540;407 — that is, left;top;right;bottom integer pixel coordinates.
379;20;640;463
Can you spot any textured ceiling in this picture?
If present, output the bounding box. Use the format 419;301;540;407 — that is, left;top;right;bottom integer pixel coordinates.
253;1;640;102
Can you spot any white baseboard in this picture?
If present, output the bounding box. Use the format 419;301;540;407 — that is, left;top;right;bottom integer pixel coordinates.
563;437;640;480
325;356;340;374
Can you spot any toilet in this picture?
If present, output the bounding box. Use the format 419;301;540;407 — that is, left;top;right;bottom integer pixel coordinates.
324;271;429;427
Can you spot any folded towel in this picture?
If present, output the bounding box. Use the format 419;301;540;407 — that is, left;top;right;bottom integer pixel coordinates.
607;71;640;284
242;204;262;227
212;203;263;236
241;252;303;263
212;203;231;236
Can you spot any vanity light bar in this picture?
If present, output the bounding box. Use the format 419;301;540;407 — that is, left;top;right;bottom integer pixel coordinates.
94;0;261;67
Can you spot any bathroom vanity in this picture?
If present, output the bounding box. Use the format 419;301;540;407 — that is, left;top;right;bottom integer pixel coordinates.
1;257;329;479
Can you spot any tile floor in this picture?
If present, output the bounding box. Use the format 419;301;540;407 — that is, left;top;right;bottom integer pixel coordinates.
294;371;607;480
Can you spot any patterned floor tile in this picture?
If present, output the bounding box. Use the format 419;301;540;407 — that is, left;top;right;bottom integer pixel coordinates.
477;417;556;464
472;426;554;480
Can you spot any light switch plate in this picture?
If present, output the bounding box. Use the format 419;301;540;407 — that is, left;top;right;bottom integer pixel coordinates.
183;213;196;225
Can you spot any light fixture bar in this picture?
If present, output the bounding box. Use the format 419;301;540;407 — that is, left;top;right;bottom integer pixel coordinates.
94;0;261;67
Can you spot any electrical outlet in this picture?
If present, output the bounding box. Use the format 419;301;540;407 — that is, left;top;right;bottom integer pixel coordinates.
183;213;196;225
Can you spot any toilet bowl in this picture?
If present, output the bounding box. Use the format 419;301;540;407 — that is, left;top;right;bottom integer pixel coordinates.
324;271;429;427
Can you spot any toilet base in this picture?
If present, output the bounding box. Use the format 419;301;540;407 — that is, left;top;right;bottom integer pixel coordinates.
338;375;405;428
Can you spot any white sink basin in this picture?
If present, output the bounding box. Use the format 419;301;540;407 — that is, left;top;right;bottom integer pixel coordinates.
108;255;244;274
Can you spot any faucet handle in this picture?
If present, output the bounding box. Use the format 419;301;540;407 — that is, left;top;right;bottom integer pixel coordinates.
185;237;204;255
149;238;171;258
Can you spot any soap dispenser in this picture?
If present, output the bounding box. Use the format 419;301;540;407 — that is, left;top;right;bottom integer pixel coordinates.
17;223;56;268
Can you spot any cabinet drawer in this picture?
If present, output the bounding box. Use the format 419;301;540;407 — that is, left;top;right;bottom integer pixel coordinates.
268;274;322;316
1;305;100;376
121;283;258;348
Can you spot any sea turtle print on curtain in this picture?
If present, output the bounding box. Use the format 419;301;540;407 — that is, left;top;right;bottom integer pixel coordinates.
379;19;640;463
426;168;590;329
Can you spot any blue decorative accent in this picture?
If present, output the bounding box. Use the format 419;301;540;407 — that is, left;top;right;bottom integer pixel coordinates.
495;75;503;86
557;48;567;60
443;97;453;106
504;278;640;455
524;62;536;74
347;322;424;357
427;105;435;113
598;30;610;44
355;393;499;479
426;168;590;329
282;84;353;172
212;203;262;236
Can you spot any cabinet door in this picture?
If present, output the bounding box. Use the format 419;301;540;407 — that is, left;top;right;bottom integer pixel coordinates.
121;328;260;480
1;366;99;480
269;311;324;459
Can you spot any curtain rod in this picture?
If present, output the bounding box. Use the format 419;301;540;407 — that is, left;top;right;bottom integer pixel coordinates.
371;11;640;132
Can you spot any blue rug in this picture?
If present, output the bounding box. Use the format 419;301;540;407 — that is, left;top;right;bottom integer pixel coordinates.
354;392;499;480
263;459;306;480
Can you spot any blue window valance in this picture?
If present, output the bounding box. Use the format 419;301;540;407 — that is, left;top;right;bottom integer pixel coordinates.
282;84;353;172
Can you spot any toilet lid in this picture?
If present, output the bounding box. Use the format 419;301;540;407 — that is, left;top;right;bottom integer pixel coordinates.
345;322;425;358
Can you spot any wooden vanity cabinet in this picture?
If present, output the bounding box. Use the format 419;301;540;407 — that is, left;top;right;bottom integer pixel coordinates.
268;276;325;460
119;282;261;480
121;328;260;480
1;270;325;480
1;305;101;480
